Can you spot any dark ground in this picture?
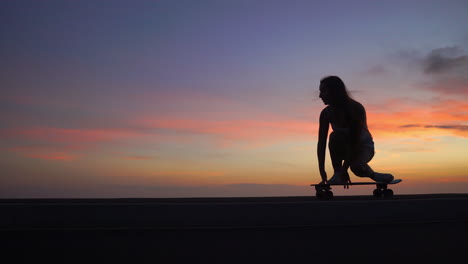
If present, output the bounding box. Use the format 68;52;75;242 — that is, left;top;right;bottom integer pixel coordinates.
1;194;467;263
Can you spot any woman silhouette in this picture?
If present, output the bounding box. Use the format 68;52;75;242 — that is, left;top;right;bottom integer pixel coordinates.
317;76;393;185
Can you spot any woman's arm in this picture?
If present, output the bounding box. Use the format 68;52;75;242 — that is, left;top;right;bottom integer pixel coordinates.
317;108;329;182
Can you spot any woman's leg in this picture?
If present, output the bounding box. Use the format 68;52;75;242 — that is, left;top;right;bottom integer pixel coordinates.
350;145;375;178
328;132;348;174
350;145;394;182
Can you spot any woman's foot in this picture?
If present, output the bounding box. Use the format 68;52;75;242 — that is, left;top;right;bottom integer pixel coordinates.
327;171;350;184
371;172;394;183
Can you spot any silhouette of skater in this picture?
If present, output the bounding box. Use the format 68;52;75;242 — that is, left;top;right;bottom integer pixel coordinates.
317;76;393;186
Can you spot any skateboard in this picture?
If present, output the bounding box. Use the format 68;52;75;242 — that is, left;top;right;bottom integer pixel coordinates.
310;179;402;199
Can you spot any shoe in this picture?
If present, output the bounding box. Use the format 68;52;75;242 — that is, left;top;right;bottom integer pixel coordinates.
371;172;394;183
327;172;349;184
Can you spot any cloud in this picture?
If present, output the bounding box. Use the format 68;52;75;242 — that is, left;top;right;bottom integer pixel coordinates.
413;46;468;96
2;126;159;160
399;124;468;132
3;126;151;144
397;123;468;138
23;153;76;161
142;118;316;146
2;116;316;161
9;147;77;161
366;97;468;138
387;45;468;96
422;46;468;74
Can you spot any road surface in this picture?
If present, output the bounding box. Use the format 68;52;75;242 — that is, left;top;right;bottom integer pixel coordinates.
2;194;467;262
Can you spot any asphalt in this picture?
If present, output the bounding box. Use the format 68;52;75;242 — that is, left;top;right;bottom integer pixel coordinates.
2;194;467;263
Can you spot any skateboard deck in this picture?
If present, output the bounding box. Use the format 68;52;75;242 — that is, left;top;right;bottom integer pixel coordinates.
310;179;402;187
311;179;402;199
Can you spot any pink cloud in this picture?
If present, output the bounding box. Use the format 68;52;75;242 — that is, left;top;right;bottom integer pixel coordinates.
23;153;76;161
143;118;316;145
5;90;467;155
4;127;149;144
3;126;158;160
366;97;468;138
137;94;468;145
9;147;77;161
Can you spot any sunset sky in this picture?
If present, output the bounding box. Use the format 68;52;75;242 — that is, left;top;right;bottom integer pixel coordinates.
1;0;467;198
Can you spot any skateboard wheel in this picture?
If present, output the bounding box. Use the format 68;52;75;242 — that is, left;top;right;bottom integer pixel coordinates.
373;189;382;197
316;191;324;199
316;190;333;200
383;189;394;198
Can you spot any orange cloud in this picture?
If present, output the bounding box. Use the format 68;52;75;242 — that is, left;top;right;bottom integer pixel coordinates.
144;118;317;146
138;95;467;147
12;127;144;143
367;98;468;138
2;126;159;151
3;127;156;160
23;153;75;161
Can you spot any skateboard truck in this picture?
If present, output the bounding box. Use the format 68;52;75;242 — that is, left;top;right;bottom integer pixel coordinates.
373;183;394;198
314;184;333;200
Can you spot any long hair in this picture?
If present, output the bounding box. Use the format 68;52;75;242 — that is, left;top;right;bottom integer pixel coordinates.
320;76;352;106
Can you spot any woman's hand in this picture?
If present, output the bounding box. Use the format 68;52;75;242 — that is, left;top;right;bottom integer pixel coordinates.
319;169;327;183
335;169;352;189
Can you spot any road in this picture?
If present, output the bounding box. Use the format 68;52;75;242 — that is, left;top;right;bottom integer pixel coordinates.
2;194;467;262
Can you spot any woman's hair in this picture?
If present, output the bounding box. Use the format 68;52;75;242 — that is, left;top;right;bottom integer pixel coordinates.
320;75;352;105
